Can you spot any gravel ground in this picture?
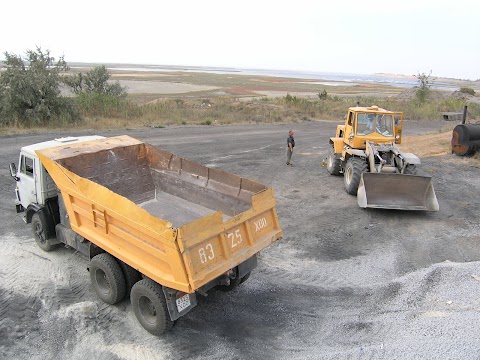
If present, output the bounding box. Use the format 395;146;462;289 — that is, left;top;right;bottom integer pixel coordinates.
1;120;480;359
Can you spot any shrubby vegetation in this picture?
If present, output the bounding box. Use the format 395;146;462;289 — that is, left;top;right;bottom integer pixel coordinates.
459;87;475;96
0;48;126;127
415;71;433;103
0;48;78;127
63;65;126;97
0;48;478;130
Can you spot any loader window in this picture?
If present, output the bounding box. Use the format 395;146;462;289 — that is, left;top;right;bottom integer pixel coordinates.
356;113;394;137
20;155;34;178
356;113;375;135
347;112;353;126
375;114;394;136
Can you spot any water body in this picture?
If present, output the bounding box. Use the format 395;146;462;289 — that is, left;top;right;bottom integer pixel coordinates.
71;63;459;91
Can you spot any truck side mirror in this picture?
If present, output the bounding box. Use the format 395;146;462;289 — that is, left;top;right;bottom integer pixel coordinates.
10;163;19;181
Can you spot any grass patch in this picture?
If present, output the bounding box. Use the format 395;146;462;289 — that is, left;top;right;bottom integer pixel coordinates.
2;93;480;133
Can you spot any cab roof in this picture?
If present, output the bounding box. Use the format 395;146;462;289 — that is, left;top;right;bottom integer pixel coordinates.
349;105;396;114
21;136;106;157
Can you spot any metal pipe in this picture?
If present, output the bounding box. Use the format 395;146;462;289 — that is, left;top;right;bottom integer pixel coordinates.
462;105;467;124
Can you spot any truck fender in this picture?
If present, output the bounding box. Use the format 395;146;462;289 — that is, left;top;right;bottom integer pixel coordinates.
344;148;366;158
330;138;345;154
25;203;43;224
400;152;421;165
238;255;258;279
162;286;198;321
27;205;57;240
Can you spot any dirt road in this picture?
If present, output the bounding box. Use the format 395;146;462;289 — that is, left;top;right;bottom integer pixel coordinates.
1;121;480;359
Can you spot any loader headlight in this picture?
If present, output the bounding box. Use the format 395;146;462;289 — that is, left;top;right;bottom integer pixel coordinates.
395;135;400;140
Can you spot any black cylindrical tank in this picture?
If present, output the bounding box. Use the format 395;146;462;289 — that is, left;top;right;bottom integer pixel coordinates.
451;124;480;156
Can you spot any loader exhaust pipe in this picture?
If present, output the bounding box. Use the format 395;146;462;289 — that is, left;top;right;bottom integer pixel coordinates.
357;173;439;211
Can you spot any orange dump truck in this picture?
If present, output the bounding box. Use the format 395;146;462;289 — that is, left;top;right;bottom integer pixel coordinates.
9;135;283;335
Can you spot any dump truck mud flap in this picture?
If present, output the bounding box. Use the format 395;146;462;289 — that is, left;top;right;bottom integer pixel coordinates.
357;173;439;211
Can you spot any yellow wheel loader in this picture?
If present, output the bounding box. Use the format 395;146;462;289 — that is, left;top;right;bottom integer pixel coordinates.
327;106;439;211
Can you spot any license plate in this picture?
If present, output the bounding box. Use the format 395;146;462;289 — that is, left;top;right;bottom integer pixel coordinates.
176;294;191;312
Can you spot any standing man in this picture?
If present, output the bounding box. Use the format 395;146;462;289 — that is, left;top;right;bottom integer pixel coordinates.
286;130;295;166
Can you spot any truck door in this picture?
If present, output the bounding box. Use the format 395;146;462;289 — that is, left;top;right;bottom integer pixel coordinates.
17;154;38;208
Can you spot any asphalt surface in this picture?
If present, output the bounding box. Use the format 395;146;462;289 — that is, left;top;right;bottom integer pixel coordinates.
1;120;480;359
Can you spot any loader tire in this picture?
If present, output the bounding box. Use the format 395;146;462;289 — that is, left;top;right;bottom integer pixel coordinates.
344;157;368;195
32;212;57;252
403;164;418;175
327;146;341;175
131;279;173;336
90;253;127;305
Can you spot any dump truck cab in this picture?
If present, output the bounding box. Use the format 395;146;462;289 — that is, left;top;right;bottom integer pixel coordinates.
327;106;438;211
10;136;105;217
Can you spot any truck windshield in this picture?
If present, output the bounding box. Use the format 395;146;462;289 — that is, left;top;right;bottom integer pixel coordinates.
356;113;394;137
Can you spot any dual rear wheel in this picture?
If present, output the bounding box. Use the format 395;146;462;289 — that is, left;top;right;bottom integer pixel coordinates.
89;253;172;335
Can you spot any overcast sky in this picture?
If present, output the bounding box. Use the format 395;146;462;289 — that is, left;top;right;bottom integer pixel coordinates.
1;0;479;80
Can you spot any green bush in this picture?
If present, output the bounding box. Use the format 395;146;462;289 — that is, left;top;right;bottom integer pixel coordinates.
459;87;475;96
318;89;328;100
0;48;79;127
64;65;127;97
76;92;140;118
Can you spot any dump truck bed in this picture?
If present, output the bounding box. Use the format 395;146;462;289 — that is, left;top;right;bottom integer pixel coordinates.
36;136;282;293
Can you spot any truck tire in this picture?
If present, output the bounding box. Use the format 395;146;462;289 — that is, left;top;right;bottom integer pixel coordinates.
326;146;341;175
240;272;251;284
403;164;418;175
130;279;173;336
344;157;368;195
90;253;127;305
217;268;242;292
117;260;142;298
32;212;56;252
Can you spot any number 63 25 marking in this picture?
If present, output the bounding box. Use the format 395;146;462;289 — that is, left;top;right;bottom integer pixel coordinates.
198;243;215;264
228;229;243;248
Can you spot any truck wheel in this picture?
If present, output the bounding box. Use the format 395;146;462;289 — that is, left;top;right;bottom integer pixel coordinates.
240;272;251;284
117;260;142;298
32;212;56;252
326;146;341;175
217;268;242;292
403;164;418;175
130;279;173;336
344;157;368;195
90;253;127;305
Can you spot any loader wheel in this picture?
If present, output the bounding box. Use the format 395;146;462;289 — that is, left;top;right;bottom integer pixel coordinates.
344;157;368;195
131;279;173;336
403;164;418;175
117;260;142;298
326;147;341;175
32;212;56;252
90;253;127;305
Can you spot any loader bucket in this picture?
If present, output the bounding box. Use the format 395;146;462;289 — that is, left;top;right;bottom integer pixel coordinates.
357;173;439;211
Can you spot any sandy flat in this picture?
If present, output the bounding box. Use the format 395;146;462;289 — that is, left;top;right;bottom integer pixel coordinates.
118;79;219;94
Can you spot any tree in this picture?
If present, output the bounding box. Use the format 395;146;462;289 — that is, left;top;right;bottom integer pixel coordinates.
64;65;127;97
415;71;434;103
0;47;77;126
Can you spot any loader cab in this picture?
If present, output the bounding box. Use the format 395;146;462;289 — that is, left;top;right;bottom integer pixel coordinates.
351;106;399;148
